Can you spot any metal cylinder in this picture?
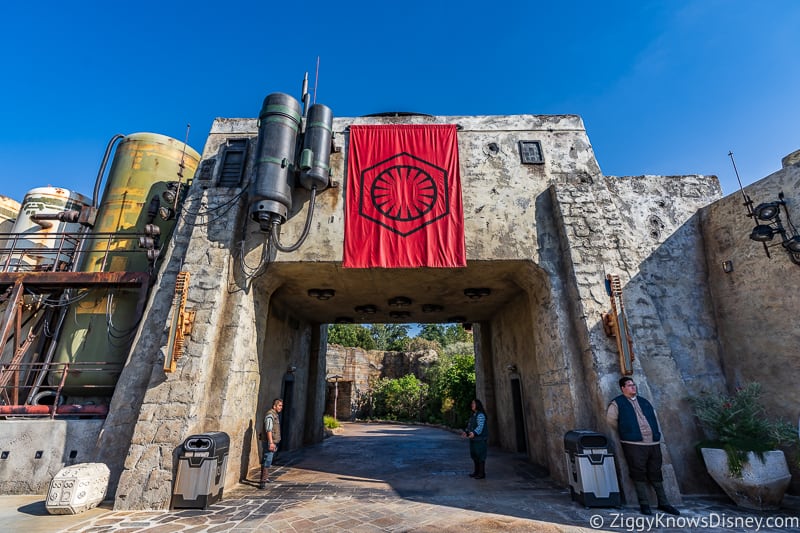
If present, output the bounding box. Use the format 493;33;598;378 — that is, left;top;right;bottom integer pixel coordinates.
1;187;89;272
52;132;201;395
79;133;201;273
0;195;21;258
0;195;19;231
299;104;334;191
249;93;302;228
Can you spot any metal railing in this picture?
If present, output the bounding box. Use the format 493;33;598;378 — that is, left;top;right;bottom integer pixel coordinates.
0;230;159;274
0;361;121;418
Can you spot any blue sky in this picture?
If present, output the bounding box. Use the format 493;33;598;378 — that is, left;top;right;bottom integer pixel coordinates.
1;1;798;204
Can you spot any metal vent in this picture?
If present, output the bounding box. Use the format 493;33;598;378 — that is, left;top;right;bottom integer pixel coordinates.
218;139;249;187
518;140;544;165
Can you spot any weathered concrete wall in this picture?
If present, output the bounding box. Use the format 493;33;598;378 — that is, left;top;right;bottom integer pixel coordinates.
701;157;800;413
274;115;597;265
0;419;103;493
548;173;725;499
101;122;268;509
700;153;800;491
256;297;317;451
488;291;550;465
94;113;730;510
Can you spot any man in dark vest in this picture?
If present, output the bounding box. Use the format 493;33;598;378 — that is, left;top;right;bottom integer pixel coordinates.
606;377;680;516
260;398;283;488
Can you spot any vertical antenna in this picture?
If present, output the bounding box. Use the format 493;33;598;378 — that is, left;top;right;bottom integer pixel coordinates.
313;56;320;104
301;72;310;120
728;151;753;216
730;151;771;257
174;123;191;210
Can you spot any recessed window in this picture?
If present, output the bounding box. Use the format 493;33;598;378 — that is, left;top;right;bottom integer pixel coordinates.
518;140;544;165
218;139;249;187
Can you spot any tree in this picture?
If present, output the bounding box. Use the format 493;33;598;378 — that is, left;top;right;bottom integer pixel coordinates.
327;324;376;350
369;324;410;351
426;353;476;428
419;324;447;346
406;336;442;353
419;323;471;347
443;324;471;346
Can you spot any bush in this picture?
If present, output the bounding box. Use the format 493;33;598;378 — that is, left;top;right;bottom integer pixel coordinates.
426;353;475;428
371;374;429;421
689;382;799;476
323;415;340;429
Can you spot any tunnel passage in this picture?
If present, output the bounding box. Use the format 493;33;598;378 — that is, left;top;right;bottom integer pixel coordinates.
249;259;586;482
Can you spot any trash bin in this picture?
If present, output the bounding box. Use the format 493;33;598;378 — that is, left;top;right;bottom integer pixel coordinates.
171;431;230;509
564;430;620;507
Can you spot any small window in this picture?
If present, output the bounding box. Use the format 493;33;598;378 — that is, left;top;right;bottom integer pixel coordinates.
196;159;216;185
218;139;249;187
518;140;544;165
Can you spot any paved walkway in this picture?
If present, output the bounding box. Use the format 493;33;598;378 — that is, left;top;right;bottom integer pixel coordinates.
3;422;799;532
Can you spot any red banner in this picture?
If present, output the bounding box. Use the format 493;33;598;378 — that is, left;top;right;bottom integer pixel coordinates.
343;124;466;268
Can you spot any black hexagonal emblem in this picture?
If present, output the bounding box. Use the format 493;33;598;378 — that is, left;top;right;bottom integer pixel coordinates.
359;152;450;236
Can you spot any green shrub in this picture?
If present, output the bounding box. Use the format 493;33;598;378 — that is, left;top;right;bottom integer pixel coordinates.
323;415;340;429
690;382;799;476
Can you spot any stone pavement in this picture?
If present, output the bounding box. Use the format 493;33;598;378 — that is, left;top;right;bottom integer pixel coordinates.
3;422;799;532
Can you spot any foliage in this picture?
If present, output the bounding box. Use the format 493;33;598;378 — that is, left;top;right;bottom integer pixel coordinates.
330;322;476;429
426;353;476;428
327;324;376;350
419;323;471;347
442;340;474;357
689;382;799;476
406;336;442;353
370;324;411;351
370;374;429;421
323;415;340;429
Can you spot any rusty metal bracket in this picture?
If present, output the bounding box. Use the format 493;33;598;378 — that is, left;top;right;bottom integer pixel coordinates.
604;274;635;376
164;272;193;373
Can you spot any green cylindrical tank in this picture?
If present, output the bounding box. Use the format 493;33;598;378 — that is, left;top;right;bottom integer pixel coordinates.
52;133;201;395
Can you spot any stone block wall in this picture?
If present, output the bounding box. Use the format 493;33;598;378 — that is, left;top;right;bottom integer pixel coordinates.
90;112;744;510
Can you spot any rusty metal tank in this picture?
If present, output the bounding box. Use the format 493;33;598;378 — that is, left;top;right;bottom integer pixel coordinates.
0;188;89;272
52;133;201;394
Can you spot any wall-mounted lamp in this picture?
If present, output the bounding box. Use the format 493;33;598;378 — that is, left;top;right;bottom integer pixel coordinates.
355;304;378;314
721;260;734;274
730;152;800;266
506;363;518;374
745;193;800;265
388;296;412;307
308;288;336;300
464;288;491;299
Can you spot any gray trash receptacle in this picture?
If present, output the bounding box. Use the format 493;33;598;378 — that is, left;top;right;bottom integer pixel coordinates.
564;430;621;507
171;432;230;509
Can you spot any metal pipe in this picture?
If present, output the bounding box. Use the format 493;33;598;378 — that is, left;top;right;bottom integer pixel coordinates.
270;187;317;253
92;134;125;208
25;301;70;404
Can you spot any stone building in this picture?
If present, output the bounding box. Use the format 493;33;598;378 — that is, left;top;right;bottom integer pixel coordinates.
2;107;798;510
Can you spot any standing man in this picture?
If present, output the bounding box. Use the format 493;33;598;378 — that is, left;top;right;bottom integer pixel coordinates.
260;398;283;489
607;377;679;516
461;398;488;479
